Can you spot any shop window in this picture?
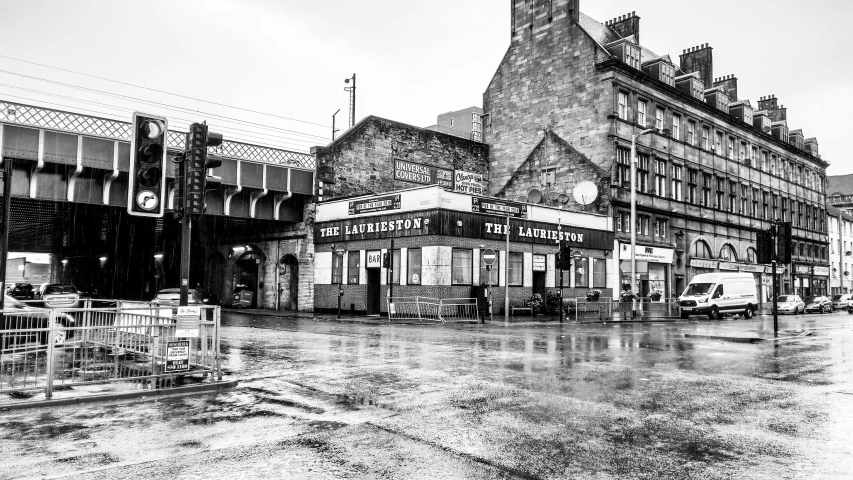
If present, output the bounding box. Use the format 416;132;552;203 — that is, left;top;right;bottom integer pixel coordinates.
508;253;523;286
408;248;422;285
391;249;401;284
574;257;588;288
347;251;360;285
480;251;499;286
593;258;607;288
332;253;343;284
452;249;473;285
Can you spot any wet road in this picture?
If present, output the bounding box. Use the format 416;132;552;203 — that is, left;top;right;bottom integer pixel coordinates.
1;312;852;479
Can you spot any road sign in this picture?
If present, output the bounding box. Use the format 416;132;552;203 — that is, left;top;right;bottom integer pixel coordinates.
482;248;497;265
176;306;200;338
165;341;190;373
572;250;584;260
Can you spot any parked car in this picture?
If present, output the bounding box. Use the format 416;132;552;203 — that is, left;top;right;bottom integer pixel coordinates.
150;288;203;307
76;285;99;299
831;294;852;310
803;296;833;314
7;283;35;300
776;295;805;315
35;284;81;308
1;295;76;350
678;272;758;320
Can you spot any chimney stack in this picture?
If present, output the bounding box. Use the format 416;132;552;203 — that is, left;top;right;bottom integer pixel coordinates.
511;0;579;41
679;44;713;89
713;74;738;101
605;11;641;44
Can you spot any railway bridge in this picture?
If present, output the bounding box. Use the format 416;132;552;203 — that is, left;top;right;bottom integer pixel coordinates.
0;99;316;310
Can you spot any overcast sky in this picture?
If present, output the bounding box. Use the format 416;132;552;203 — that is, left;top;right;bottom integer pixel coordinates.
0;0;849;174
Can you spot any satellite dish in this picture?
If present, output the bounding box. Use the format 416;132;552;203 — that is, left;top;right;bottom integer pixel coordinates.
558;194;570;204
572;181;599;206
547;191;560;202
526;189;543;204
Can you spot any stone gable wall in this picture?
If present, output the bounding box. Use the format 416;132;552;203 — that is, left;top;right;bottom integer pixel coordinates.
317;117;489;201
483;21;614;207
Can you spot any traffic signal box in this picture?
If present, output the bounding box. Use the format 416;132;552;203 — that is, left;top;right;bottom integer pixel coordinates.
556;241;572;270
184;122;224;216
128;112;168;217
756;222;793;265
776;222;792;263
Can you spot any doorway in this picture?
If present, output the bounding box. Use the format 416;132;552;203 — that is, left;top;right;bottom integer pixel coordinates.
279;254;299;311
235;253;262;308
366;269;380;315
532;271;546;300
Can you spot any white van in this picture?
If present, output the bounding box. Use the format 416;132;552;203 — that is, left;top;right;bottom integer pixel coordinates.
678;272;758;320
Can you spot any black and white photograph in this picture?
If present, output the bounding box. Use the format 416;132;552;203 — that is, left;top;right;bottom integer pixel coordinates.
0;0;851;478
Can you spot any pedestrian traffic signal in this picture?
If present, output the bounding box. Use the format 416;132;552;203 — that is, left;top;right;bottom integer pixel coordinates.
776;222;792;263
184;122;224;215
128;112;168;217
756;229;773;264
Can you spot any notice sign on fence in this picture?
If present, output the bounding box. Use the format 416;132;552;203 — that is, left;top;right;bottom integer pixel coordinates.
165;341;190;372
176;306;200;338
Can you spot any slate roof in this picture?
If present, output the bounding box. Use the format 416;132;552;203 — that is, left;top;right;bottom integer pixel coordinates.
578;12;663;65
828;174;853;195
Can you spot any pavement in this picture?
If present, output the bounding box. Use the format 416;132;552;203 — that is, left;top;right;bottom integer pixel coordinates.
3;309;851;479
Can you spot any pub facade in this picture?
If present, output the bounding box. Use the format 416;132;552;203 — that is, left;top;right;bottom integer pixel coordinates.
312;186;616;315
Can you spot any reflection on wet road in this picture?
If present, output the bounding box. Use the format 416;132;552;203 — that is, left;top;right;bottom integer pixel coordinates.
1;313;851;479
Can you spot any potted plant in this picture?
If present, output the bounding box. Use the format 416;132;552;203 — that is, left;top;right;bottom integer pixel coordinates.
545;291;561;314
649;289;663;301
586;289;602;301
525;293;543;315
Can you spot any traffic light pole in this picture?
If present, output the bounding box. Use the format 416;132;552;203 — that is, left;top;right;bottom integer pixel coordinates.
388;239;394;308
559;241;565;324
179;213;192;306
772;259;778;336
0;160;12;310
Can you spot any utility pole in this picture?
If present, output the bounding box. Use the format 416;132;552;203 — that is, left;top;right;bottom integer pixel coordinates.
0;160;11;310
344;74;356;129
558;206;563;323
630;128;655;316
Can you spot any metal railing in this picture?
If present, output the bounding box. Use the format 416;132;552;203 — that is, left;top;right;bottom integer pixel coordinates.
1;302;221;399
570;297;681;322
387;297;479;323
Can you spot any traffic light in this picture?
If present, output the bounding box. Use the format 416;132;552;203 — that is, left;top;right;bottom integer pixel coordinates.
128;112;168;217
184;122;224;215
777;222;792;263
382;252;390;268
557;241;572;270
756;230;773;264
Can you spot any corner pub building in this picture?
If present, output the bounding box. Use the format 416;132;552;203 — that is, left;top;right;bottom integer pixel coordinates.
312;186;615;315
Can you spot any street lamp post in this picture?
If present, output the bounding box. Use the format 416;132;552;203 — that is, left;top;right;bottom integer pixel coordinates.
630;128;655;314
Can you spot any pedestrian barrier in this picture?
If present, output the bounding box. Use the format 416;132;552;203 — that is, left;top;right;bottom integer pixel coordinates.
0;302;221;399
387;297;479;323
570;298;681;322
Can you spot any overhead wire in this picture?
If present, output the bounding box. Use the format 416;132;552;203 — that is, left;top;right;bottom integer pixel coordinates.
0;53;332;128
0;69;331;142
0;83;324;147
0;91;318;153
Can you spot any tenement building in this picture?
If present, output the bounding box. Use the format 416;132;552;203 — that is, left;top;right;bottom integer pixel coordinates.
828;206;853;295
483;0;830;299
